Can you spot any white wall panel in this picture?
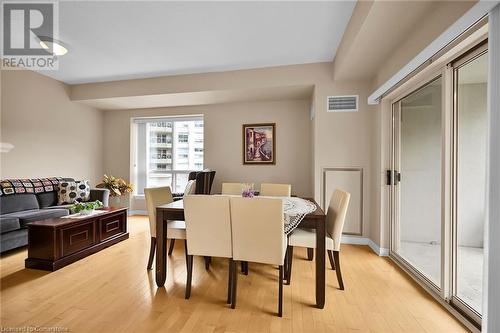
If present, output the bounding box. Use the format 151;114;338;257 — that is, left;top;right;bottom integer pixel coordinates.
323;168;363;235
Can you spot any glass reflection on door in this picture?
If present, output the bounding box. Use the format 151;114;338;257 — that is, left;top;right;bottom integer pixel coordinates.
395;77;443;287
454;51;487;315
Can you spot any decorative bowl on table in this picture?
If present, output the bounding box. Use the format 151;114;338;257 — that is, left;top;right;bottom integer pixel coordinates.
71;200;104;215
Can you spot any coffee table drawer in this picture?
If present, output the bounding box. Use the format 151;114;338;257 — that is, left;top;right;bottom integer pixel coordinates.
99;213;125;241
61;221;96;257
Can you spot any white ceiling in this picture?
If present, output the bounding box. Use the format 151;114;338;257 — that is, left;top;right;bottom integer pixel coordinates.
35;1;355;84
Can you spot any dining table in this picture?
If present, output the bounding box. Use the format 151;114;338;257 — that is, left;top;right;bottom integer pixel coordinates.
154;196;327;309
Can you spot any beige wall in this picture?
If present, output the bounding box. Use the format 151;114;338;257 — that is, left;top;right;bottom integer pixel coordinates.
103;100;313;210
0;69;104;185
75;63;376;239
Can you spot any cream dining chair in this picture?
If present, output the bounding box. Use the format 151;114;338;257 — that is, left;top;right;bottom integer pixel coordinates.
221;183;254;195
229;197;287;317
260;183;292;197
184;195;233;300
144;186;187;270
286;189;350;290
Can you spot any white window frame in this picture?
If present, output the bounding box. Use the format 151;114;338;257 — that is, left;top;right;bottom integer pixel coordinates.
131;115;204;196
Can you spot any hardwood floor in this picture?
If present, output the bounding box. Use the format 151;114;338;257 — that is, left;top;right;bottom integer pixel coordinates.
1;216;468;333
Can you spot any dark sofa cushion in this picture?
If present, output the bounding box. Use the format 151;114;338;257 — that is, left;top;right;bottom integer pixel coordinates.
36;192;58;208
3;208;69;227
0;216;20;234
0;229;28;253
0;194;39;214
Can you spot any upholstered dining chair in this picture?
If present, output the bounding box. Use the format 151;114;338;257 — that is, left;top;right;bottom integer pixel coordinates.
172;170;216;200
260;183;292;197
229;197;287;317
184;195;233;300
144;186;187;270
172;179;196;201
221;183;254;195
286;189;350;290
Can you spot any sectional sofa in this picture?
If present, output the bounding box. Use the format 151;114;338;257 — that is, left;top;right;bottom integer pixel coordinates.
0;178;109;253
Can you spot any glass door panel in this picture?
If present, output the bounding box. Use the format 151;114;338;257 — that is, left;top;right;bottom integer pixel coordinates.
394;77;443;288
454;51;488;315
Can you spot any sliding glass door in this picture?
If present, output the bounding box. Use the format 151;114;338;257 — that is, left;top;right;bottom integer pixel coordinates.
390;42;487;327
392;76;443;289
452;48;488;319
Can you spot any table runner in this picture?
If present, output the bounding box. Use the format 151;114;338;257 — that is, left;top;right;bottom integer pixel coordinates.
281;197;317;235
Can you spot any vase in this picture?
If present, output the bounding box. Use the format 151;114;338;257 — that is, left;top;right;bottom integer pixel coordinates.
109;197;121;207
109;195;126;207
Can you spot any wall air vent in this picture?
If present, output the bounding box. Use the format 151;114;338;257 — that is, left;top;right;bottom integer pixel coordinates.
327;95;358;112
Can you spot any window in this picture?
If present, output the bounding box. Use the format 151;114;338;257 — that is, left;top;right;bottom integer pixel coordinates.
133;116;204;194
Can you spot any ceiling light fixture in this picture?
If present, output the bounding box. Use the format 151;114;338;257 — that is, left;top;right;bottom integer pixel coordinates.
38;37;68;56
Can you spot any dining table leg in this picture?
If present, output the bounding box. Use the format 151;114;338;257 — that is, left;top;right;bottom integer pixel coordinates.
315;218;326;309
155;209;167;287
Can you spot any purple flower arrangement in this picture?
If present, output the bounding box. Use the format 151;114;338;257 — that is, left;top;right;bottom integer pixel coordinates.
241;184;255;198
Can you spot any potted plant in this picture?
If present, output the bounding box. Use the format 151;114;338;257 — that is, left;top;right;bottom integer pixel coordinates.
96;175;133;206
71;200;103;215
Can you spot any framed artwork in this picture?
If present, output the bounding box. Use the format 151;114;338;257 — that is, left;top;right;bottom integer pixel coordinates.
242;123;276;165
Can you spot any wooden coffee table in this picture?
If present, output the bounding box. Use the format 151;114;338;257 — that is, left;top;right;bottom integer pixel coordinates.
25;207;129;271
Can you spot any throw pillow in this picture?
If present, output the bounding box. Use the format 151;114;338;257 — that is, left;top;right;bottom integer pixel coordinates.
58;180;90;204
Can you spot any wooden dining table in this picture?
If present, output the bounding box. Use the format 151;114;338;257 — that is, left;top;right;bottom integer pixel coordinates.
154;197;327;309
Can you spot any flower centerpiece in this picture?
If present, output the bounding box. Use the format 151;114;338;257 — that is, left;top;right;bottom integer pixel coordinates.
241;183;255;198
96;175;133;197
71;200;103;215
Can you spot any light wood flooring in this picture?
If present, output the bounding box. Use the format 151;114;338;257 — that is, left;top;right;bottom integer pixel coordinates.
0;215;468;332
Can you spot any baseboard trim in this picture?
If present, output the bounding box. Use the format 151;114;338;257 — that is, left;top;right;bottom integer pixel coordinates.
341;236;389;257
128;210;147;216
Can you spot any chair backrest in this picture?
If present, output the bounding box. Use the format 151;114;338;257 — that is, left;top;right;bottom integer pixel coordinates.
144;186;173;237
184;180;197;195
260;183;292;197
326;189;351;251
221;183;254;195
189;170;216;194
230;197;285;265
184;195;232;258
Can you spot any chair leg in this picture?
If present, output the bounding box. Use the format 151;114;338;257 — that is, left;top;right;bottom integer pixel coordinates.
328;250;336;270
307;248;314;261
278;265;284;317
227;259;233;304
286;246;294;285
204;256;211;270
185;241;193;299
231;260;238;309
283;246;289;281
147;237;156;270
168;239;175;255
240;261;248;275
333;251;344;290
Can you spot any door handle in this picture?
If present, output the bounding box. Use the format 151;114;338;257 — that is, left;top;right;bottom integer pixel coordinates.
386;170;401;185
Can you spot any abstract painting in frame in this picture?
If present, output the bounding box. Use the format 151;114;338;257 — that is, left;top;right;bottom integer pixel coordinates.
242;123;276;165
